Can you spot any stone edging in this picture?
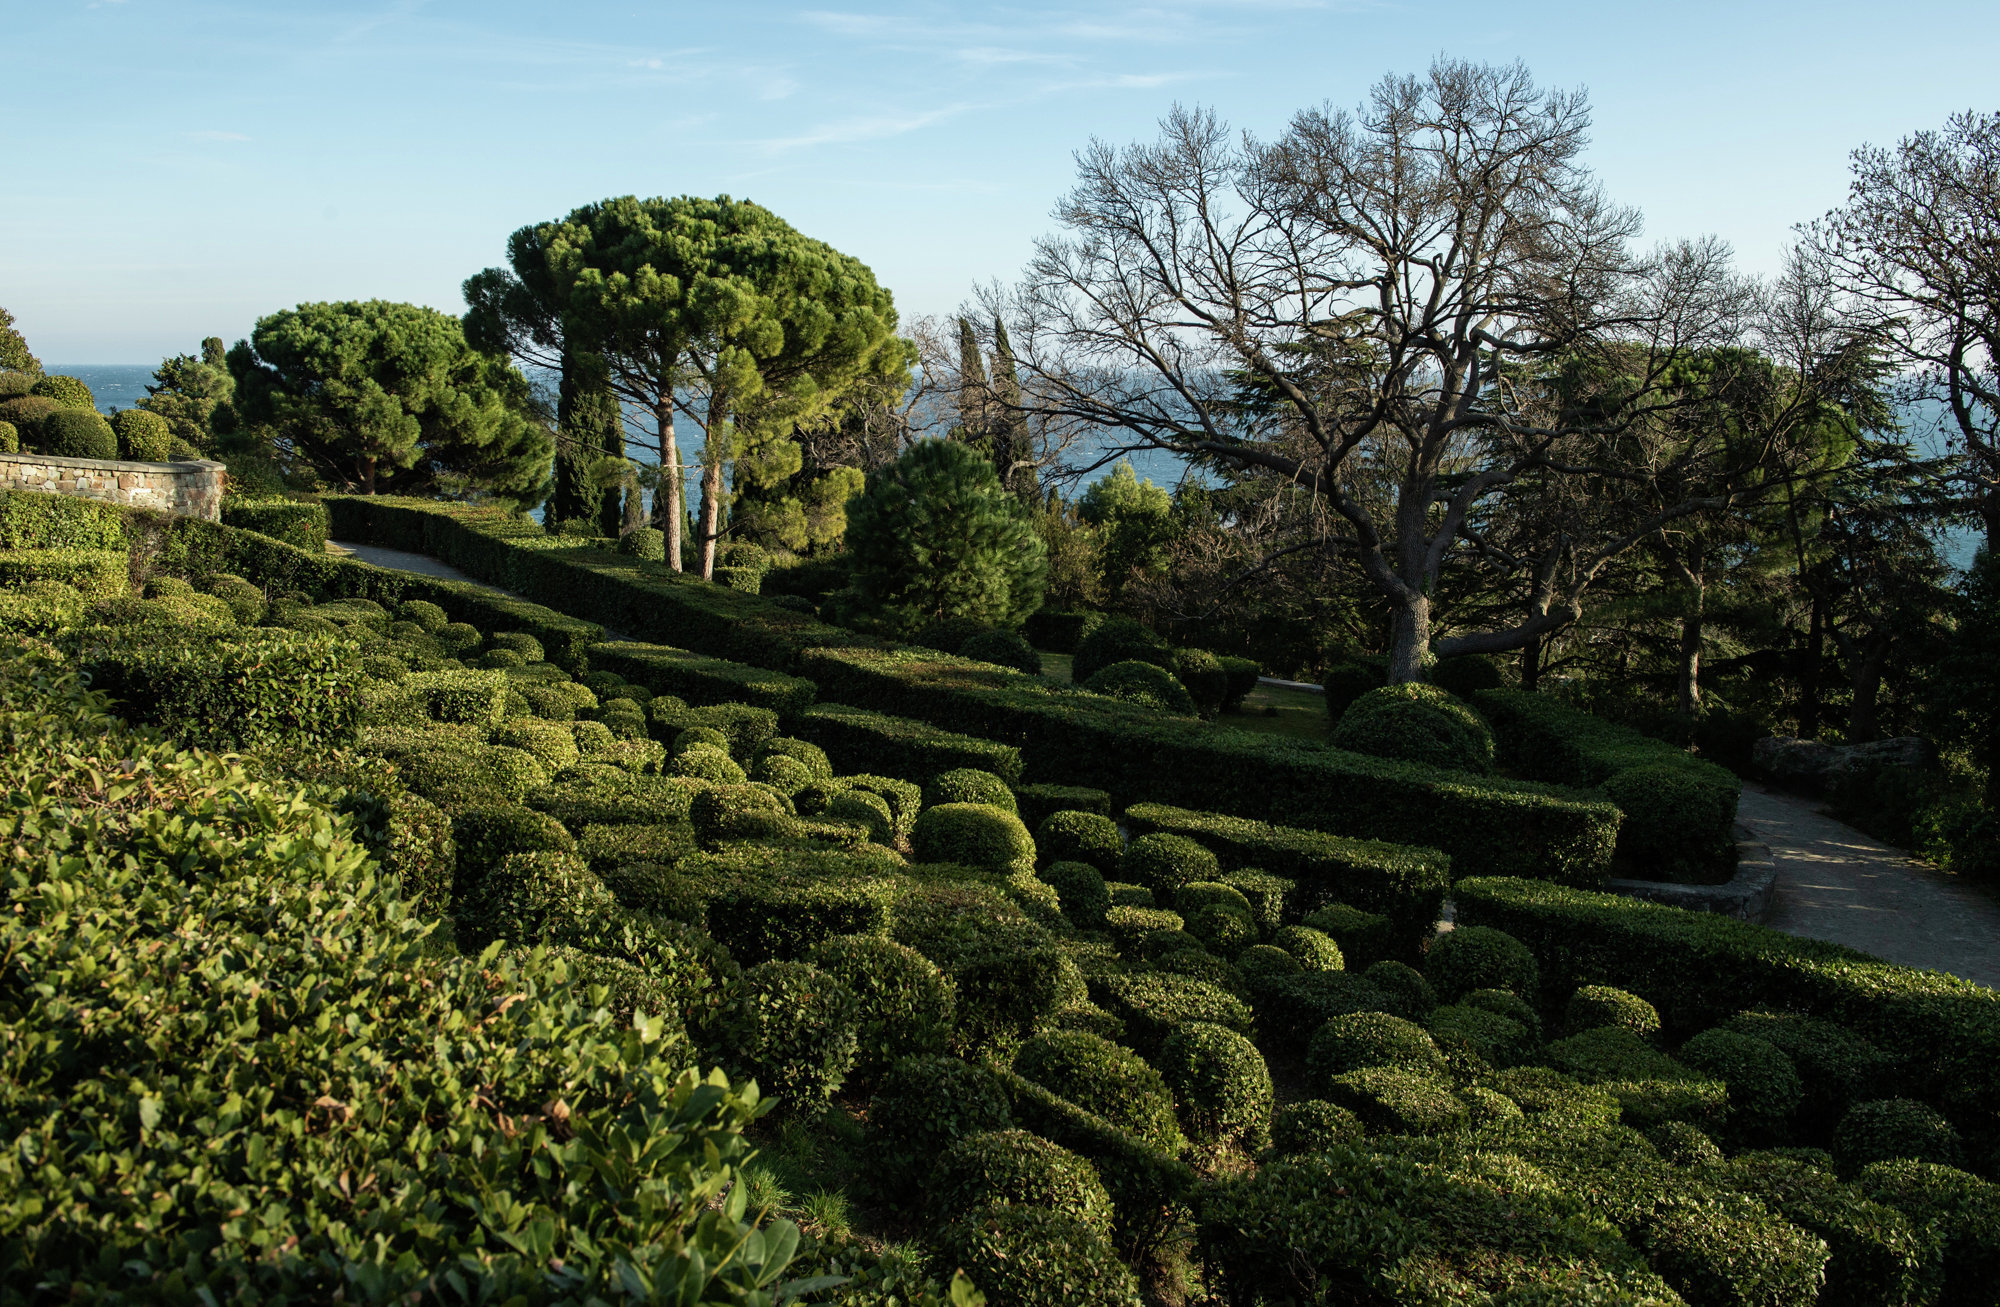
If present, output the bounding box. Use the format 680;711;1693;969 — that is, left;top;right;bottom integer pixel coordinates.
1;451;226;521
1605;823;1777;921
0;450;225;475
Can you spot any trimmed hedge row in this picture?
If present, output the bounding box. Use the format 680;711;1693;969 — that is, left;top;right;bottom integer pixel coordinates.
1473;689;1742;877
222;497;330;552
799;646;1619;884
1122;802;1449;947
1454;876;2000;1144
794;703;1023;786
588;640;817;715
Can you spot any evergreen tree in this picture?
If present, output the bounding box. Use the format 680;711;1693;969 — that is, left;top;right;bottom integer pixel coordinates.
844;440;1046;636
991;316;1037;500
140;337;237;451
0;305;41;376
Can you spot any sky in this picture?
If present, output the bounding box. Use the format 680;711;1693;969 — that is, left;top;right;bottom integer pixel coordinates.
5;0;1998;364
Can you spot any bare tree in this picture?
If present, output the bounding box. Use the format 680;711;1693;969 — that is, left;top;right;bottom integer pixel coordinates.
991;60;1763;680
1812;110;2000;549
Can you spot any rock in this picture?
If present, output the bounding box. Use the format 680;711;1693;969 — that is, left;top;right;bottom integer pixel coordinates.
1752;735;1935;794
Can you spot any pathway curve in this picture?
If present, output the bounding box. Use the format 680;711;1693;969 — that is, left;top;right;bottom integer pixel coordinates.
330;540;491;586
1737;785;2000;988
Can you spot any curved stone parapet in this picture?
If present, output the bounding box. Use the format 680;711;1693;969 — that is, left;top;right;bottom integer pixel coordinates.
0;451;225;520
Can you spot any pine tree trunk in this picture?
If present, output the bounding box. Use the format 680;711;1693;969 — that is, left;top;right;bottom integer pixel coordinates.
361;455;376;495
1678;605;1704;720
1521;629;1542;692
1388;595;1431;683
654;399;682;570
697;454;724;580
1799;596;1824;739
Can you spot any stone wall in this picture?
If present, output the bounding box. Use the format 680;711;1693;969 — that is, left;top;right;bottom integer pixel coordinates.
0;452;225;521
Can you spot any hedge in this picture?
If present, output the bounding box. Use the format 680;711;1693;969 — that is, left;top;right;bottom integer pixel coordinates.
222;497;330;552
76;626;363;752
792;703;1022;785
324;495;871;669
1454;876;2000;1144
797;646;1619;884
0;546;129;599
587;640;817;716
1473;688;1742;877
1123;802;1449;946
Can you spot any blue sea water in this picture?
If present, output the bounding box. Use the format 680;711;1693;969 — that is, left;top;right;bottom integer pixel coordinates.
43;363;159;415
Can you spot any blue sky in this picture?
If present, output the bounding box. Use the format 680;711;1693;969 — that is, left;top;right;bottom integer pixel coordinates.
6;0;1997;363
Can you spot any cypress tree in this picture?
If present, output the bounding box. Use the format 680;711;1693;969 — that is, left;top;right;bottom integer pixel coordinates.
991;316;1037;500
553;345;625;534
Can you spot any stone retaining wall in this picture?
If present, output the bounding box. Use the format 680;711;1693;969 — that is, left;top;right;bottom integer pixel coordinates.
0;451;225;520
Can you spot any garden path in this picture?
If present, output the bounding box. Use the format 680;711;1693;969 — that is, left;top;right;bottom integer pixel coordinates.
1738;785;2000;988
330;540;489;585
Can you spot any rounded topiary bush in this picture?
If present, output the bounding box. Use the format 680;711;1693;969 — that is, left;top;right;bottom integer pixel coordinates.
111;408;172;461
1425;925;1538;1002
1085;659;1196;714
0;370;34;398
1272;924;1345;973
1185;902;1257;955
478;648;525;669
912;802;1036;873
1037;810;1122;872
751;751;816;796
1423;1003;1533;1070
706;960;858;1109
871;1055;1014;1189
399;599;449;632
1307;1011;1448;1086
449;804;576;895
1041;860;1110;927
488;631;544;662
672;725;732;755
1565;985;1662;1042
38;408;117;460
689;784;791;844
1301;903;1395;969
492;718;582;774
1464;987;1543;1041
1325;1066;1468;1135
0;419;17;453
759;737;833;782
1158;1020;1273;1149
930;1130;1114;1231
913;615;994;654
808;935;954;1077
1237;943;1304;989
1175;880;1255;922
1362;960;1436;1019
825;788;895;843
927;767;1016;813
959;628;1042;675
437;621;482;654
1013;1030;1186;1154
1604;762;1740;877
1679;1028;1804;1147
1071;616;1170;684
1649;1120;1726;1166
454;850;616;950
31;374;94;409
1168;646;1228;717
671;743;748;785
1644;1204;1831;1307
933;1204;1142;1307
616;527;665;560
1269;1099;1365;1155
1834;1099;1964;1176
1330;682;1495;773
1429;654;1505;698
1121;831;1219;897
1321;656;1386;719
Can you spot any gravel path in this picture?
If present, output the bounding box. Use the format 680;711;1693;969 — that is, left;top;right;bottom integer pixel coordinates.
1738;785;2000;988
330;540;491;586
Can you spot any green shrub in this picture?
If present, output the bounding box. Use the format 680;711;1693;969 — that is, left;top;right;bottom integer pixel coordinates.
825;788;895;843
689;783;792;844
706;960;858;1109
1320;656;1385;718
1269;1099;1365;1155
1835;1099;1965;1176
1723;1012;1892;1138
673;724;732;755
437;620;482;653
454;849;620;950
1218;868;1292;934
0;394;60;441
952;940;1089;1052
450;804;576;898
1362;959;1437;1019
1237;943;1304;987
0;419;16;453
1016;782;1112;828
1164;646;1228;717
1300;902;1397;968
1038;809;1122;873
930;1130;1115;1232
871;1055;1015;1190
393;597;445;630
79;626;361;753
1716;1152;1940;1307
693;854;901;964
1427;924;1539;1002
927;766;1017;814
758;736;833;781
1649;1120;1726;1166
1257;972;1397;1051
405;667;508;725
488;630;544;661
618;526;666;559
1121;831;1219;898
1183;901;1256;954
1331;681;1495;774
1071;616;1169;683
1272;924;1344;972
1083;658;1196;717
1430;654;1505;697
492;717;582;773
911;802;1036;873
30;373;93;408
1605;762;1742;882
1043;860;1111;928
1857;1160;2000;1307
111;407;173;460
846;773;924;838
1013;1030;1186;1154
749;750;814;796
1091;971;1253;1054
1308;1011;1449;1086
794;702;1021;785
672;743;749;785
933;1204;1142;1307
222;497;330;550
1680;1028;1805;1147
1644;1201;1832;1307
807;935;955;1078
1540;1026;1725;1130
1103;903;1181;949
1325;1066;1469;1135
959;628;1042;675
1426;1003;1534;1070
0;547;128;599
1566;985;1663;1041
1157;1021;1272;1150
1173;880;1254;921
35;407;117;459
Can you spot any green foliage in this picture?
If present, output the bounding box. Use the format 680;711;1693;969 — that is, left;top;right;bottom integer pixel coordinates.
1567;985;1664;1041
450;803;576;896
1680;1028;1805;1147
0;308;39;374
139;337;238;451
1857;1160;2000;1306
1013;1030;1186;1155
1649;1121;1726;1166
1722;1011;1892;1137
795;702;1021;787
809;934;955;1078
934;1203;1142;1307
0;547;129;599
1321;656;1386;718
1016;781;1112;827
1427;924;1540;1002
1157;1020;1273;1150
593;639;817;715
845;439;1046;636
1425;1003;1535;1070
871;1055;1016;1191
0;394;60;442
1084;658;1197;714
675;743;751;786
1272;924;1345;972
1643;1201;1831;1307
1070;615;1170;684
1835;1099;1965;1176
707;960;859;1109
1362;960;1436;1020
1301;902;1397;969
619;526;666;559
1540;1026;1725;1130
1091;971;1254;1054
1035;809;1121;872
1269;1099;1366;1155
930;1130;1116;1232
959;627;1042;675
493;717;582;773
0;419;15;453
79;626;362;753
1714;1153;1940;1307
927;766;1016;813
30;373;94;409
1325;1066;1470;1135
1308;1011;1449;1087
1430;654;1505;697
37;407;118;459
1120;831;1220;897
1332;682;1496;774
111;407;174;461
221;496;330;551
912;802;1036;873
453;848;619;949
1042;860;1111;927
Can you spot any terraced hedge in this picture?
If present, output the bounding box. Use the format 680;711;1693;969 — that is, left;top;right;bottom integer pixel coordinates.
588;640;818;715
794;703;1024;785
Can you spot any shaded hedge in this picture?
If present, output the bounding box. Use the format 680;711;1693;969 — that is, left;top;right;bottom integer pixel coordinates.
794;702;1021;785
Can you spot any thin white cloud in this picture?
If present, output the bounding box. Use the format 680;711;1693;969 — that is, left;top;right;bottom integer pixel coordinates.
751;103;978;153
